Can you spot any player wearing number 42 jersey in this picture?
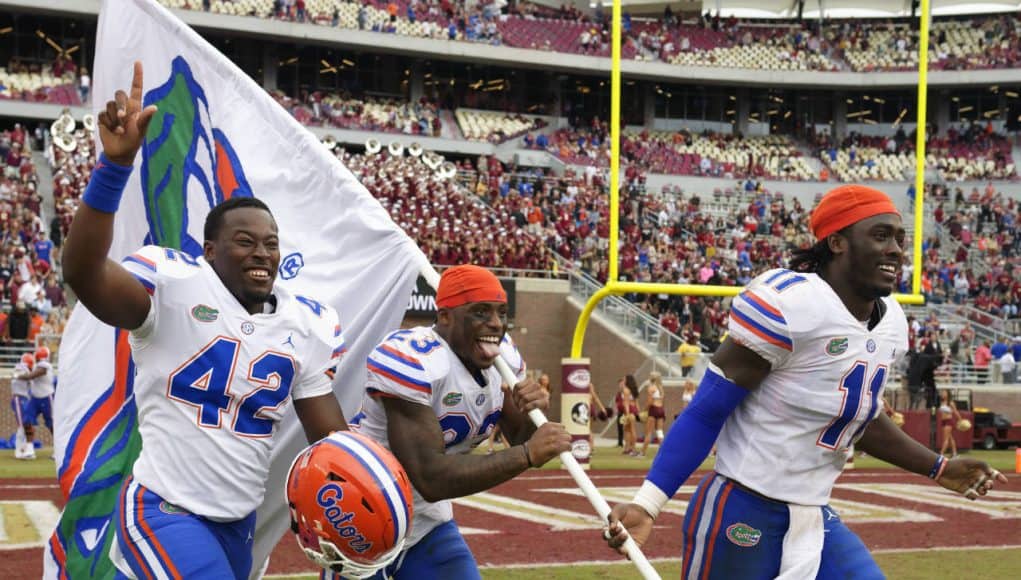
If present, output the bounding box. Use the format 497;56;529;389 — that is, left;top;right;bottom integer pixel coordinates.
62;63;349;580
606;185;1008;579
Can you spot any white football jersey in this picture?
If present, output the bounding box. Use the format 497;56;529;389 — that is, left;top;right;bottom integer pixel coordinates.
121;245;345;521
352;326;526;548
11;361;31;398
717;268;908;506
30;360;55;398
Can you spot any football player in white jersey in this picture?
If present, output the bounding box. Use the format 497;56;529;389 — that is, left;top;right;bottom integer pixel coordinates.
15;347;55;459
10;353;34;459
606;185;1007;579
62;62;349;579
351;264;572;578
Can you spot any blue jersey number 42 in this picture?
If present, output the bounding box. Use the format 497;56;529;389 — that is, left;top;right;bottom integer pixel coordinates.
168;337;296;437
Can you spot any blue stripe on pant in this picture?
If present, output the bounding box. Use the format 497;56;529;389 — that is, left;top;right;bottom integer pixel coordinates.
680;473;884;579
115;477;256;580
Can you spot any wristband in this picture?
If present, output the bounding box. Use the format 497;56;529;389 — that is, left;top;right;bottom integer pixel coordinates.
632;480;669;521
82;153;134;213
928;455;947;480
522;442;535;468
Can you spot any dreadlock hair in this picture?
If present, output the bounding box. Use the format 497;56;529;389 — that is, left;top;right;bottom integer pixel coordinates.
789;239;834;273
204;197;273;242
788;225;850;273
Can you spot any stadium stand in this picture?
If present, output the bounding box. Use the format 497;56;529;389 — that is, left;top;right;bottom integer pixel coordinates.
0;61;82;107
158;1;1021;72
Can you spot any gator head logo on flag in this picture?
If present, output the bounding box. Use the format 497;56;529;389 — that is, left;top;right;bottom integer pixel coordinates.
49;56;254;580
140;55;253;255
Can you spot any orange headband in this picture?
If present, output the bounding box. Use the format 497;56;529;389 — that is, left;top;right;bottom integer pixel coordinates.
435;265;506;309
810;184;900;240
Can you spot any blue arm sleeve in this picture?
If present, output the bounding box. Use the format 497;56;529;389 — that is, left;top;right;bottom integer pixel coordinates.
645;366;749;498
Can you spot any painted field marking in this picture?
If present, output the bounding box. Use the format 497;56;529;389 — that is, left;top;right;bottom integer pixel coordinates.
536;487;939;525
837;483;1021;519
538;486;698;518
453;492;601;530
0;501;61;550
459;527;497;535
0;484;60;490
827;498;940;524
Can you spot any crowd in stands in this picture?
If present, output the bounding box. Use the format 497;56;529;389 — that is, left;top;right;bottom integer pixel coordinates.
921;182;1021;324
22;117;1021;375
264;90;545;143
456;109;546;143
159;1;1021;72
0;126;68;348
529;121;816;181
0;58;84;107
460;153;819;346
269;90;445;136
815;123;1017;183
332;144;553;269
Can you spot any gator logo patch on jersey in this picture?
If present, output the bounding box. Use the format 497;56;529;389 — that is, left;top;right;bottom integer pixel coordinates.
726;523;762;547
190;304;219;322
826;337;849;356
158;501;189;516
442;392;463;406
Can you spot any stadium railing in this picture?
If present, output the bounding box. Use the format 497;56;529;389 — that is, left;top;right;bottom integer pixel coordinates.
0;340;37;371
566;267;685;352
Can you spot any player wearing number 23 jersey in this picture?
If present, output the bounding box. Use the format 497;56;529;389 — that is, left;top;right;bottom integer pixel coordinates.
353;326;525;548
347;265;571;579
606;185;1008;579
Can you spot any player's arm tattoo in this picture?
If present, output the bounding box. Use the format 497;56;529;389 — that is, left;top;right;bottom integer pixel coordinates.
382;397;530;503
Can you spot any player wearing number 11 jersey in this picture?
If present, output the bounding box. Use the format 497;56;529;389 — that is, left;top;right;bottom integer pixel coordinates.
62;63;349;580
605;185;1008;579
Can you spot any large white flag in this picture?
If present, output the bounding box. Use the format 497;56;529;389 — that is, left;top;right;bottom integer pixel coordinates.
45;1;428;577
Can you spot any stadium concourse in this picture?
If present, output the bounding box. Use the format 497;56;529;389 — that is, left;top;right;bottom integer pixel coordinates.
2;0;1021;577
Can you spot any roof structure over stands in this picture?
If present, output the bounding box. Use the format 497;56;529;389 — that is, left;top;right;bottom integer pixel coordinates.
599;0;1021;18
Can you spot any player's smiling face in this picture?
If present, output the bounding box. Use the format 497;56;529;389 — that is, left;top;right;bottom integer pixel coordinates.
439;301;508;372
204;207;280;314
844;213;905;299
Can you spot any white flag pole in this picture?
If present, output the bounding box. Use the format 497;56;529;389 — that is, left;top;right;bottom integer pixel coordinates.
419;265;659;580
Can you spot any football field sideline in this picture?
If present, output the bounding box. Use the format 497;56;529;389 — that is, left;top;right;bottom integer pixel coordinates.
2;466;1018;578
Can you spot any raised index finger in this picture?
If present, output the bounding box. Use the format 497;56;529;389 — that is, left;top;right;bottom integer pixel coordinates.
129;61;144;109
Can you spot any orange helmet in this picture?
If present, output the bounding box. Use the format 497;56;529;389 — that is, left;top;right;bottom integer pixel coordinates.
20;353;35;369
35;346;50;361
286;431;414;579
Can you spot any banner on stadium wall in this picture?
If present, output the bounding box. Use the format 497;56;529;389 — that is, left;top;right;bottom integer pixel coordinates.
405;275;516;318
45;1;428;578
561;358;592;468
